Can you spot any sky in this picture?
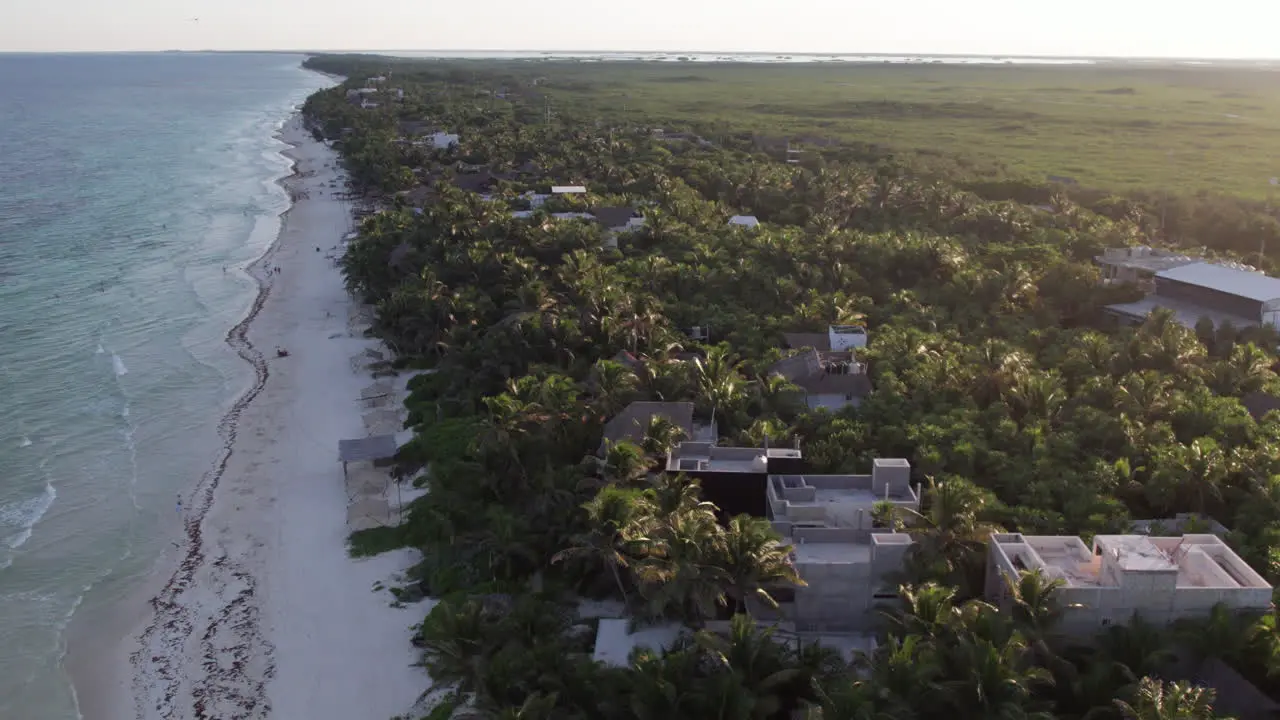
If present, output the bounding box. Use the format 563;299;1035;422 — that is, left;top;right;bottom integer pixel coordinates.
3;0;1279;58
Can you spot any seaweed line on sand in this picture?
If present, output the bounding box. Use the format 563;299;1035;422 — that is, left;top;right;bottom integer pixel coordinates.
128;122;306;720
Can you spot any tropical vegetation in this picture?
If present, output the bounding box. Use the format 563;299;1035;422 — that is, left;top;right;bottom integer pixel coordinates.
300;54;1280;719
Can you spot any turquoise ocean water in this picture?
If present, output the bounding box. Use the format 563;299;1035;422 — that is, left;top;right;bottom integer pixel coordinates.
0;53;330;718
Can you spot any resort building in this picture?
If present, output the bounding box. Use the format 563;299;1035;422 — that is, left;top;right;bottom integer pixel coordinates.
782;324;869;352
666;439;920;631
766;458;921;631
599;401;715;455
666;440;805;518
985;533;1272;632
766;348;870;411
1098;247;1280;330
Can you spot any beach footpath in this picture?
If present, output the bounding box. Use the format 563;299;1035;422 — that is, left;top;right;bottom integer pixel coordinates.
81;115;428;720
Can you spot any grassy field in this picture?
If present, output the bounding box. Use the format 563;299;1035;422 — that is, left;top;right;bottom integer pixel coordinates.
504;62;1280;199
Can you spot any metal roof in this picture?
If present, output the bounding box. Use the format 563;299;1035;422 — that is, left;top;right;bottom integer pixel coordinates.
338;434;399;464
1156;262;1280;303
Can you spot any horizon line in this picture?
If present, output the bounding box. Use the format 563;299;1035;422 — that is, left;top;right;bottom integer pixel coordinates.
0;48;1278;63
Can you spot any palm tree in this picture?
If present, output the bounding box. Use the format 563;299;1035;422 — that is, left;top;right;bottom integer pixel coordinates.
694;614;812;718
881;582;960;639
641;414;689;458
552;486;647;605
940;633;1052;720
470;692;560;720
897;476;1003;594
599;440;648;484
693;345;748;420
415;597;491;700
633;504;730;623
716;515;806;616
1113;677;1222;720
592;358;639;417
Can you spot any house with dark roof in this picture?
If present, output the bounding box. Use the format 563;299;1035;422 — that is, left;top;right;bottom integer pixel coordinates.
768;348;871;411
452;171;501;194
593;206;646;248
599;401;696;455
398;186;435;213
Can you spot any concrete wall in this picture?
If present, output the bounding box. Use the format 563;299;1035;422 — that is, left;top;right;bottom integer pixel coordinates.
872;459;912;497
790;532;912;632
793;558;876;631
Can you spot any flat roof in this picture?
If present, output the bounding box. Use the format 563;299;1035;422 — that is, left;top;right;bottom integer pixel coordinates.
992;533;1271;590
551;185;586;193
338;434;398;463
1096;254;1198;273
1157;262;1280;303
1106;294;1258;329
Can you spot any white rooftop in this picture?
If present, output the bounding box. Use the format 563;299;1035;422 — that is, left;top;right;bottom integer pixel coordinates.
728;215;760;227
552;185;586;194
1157;262;1280;303
991;533;1271;590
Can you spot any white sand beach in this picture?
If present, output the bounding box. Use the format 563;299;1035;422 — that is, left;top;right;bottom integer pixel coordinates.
76;116;429;720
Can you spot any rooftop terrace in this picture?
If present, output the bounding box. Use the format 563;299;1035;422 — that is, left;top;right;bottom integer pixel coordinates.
768;459;920;531
666;441;800;474
991;533;1271;590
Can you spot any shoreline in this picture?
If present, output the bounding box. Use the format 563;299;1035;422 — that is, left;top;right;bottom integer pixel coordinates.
66;113;308;720
70;112;428;719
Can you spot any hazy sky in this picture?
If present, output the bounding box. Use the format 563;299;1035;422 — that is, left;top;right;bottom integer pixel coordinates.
4;0;1279;58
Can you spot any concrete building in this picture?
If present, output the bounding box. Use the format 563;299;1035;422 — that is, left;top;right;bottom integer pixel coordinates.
728;214;760;228
666;441;805;518
766;458;921;631
1099;247;1280;330
986;533;1272;632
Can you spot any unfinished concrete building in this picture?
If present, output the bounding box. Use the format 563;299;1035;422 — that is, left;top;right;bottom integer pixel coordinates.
986;533;1272;633
765;458;921;632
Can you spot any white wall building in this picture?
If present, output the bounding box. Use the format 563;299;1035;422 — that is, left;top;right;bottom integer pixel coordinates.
986;533;1272;633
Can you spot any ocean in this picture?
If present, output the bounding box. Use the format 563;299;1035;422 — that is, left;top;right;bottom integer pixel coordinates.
0;53;331;718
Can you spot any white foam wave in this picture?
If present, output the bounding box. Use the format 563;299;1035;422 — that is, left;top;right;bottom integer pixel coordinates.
1;480;56;550
111;353;127;376
121;404;129;418
94;343;104;355
19;436;31;448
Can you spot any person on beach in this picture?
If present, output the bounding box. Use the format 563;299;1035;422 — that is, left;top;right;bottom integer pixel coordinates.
176;495;182;514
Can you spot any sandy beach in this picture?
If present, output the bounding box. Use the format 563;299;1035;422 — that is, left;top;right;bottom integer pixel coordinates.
75;115;429;720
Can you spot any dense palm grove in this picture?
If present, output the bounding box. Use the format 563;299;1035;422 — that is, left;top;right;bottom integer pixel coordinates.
302;57;1280;719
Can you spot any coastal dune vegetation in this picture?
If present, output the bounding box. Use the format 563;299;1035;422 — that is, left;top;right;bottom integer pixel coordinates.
302;54;1280;719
